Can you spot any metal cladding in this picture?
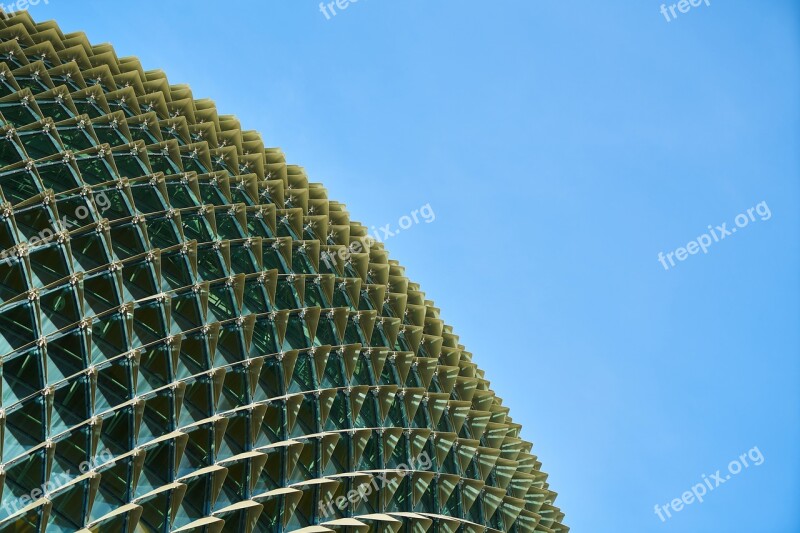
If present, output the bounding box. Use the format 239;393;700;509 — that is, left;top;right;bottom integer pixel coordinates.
0;10;566;533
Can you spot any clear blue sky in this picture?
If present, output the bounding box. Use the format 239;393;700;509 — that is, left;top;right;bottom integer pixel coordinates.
31;1;799;531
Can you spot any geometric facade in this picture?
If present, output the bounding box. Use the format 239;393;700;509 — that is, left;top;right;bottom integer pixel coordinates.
0;10;567;533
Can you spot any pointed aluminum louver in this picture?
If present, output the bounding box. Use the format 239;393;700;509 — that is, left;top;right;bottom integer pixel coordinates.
0;10;566;533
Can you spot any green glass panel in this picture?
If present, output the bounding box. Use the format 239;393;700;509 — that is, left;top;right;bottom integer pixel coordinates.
17;129;62;160
133;299;171;346
195;246;228;281
0;299;38;353
95;356;135;413
0;101;42;127
82;269;122;315
178;424;215;477
0;135;25;167
1;347;45;406
35;100;76;122
90;455;136;522
254;357;283;401
324;392;348;432
74;154;118;185
0;166;43;205
72;99;106;119
138;340;175;394
139;391;177;447
129;123;159;145
250;320;280;358
0;449;47;518
147;151;181;175
46;328;89;386
13;76;49;95
164;180;201;209
108;221;149;260
178;329;213;379
38;282;81;336
49;375;91;436
111;151;150;180
216;324;248;366
91;310;131;364
0;254;28;305
136;438;178;497
3;396;46;459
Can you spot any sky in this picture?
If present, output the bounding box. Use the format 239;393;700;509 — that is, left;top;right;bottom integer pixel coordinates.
25;1;800;531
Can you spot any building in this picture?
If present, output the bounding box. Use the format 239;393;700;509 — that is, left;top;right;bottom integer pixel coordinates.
0;10;566;533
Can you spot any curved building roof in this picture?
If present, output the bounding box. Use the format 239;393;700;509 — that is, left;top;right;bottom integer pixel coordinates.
0;10;566;533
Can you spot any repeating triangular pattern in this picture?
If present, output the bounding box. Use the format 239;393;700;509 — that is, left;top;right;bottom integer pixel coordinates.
0;11;566;533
